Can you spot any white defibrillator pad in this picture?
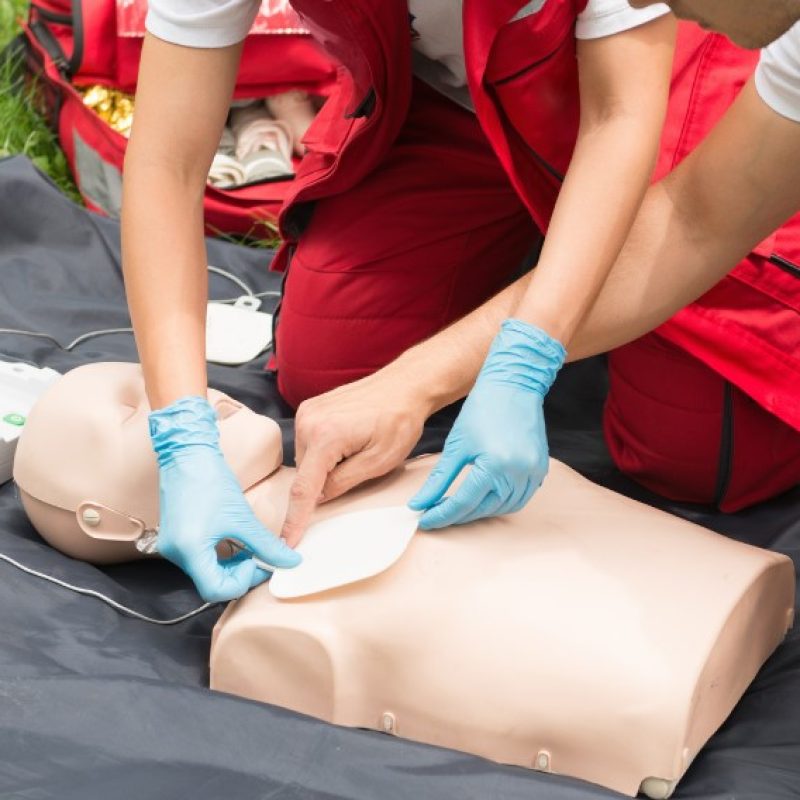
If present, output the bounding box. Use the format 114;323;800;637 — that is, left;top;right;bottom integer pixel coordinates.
206;297;273;366
270;506;420;599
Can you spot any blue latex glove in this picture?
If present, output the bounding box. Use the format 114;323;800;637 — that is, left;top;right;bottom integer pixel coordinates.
409;319;565;530
149;396;301;602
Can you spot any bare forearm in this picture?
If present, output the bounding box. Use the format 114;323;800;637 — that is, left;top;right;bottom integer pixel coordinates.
121;34;243;409
385;113;664;413
393;80;800;410
514;18;673;344
392;274;531;413
515;116;659;343
570;81;800;360
121;159;208;408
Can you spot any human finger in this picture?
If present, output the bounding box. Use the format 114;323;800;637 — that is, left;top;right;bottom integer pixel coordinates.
417;466;494;530
280;446;335;546
449;489;506;527
498;476;537;517
184;547;260;603
322;446;401;502
219;549;273;589
236;516;302;569
408;444;467;511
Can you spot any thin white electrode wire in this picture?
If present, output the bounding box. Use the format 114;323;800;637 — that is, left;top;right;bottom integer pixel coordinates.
207;264;254;297
0;266;277;344
65;328;134;350
0;552;216;625
0;329;62;347
0;328;135;350
213;289;282;304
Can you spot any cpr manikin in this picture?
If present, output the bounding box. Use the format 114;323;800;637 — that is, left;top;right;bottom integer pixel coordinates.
13;363;796;799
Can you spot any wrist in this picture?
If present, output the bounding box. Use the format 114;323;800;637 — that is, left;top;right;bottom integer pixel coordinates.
509;299;578;345
479;319;566;397
502;318;567;360
389;346;458;417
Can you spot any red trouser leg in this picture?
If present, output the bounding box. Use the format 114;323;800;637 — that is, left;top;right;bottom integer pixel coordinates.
604;332;800;511
275;80;538;408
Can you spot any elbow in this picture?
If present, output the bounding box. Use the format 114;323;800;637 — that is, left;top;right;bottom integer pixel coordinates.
123;137;209;201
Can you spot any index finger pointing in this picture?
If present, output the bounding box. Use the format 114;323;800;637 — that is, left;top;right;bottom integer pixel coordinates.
280;446;334;547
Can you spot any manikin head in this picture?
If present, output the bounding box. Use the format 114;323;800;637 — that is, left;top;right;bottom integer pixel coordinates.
12;362;283;563
629;0;800;48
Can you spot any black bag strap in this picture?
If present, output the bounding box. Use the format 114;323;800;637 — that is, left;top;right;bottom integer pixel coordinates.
27;17;70;77
27;1;81;78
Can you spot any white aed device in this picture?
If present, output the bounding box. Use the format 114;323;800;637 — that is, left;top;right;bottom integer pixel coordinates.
0;360;61;485
206;297;273;366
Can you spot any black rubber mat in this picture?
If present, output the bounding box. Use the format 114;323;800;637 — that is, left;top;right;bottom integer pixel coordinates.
0;156;798;800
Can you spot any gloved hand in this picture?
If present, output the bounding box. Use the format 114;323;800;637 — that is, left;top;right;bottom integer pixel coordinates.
409;318;566;530
149;396;301;602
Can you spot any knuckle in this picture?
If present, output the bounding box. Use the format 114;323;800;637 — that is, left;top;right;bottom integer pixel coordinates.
289;475;315;502
294;406;315;439
295;408;325;441
321;474;342;500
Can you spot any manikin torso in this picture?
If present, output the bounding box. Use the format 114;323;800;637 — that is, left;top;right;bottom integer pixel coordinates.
12;363;796;799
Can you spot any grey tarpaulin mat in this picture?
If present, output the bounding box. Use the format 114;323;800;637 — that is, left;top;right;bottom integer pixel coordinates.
0;155;798;799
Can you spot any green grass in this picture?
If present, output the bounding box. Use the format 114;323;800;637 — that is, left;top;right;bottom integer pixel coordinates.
0;0;81;201
0;0;25;47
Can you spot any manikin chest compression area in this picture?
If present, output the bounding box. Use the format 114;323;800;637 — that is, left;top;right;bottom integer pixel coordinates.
12;363;796;800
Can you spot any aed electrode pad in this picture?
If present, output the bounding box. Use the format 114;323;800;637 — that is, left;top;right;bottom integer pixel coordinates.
269;506;421;599
206;297;273;366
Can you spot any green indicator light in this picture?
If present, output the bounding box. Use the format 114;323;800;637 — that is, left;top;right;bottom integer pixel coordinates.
3;413;25;427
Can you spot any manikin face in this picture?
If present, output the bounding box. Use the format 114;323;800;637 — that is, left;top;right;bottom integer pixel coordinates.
629;0;800;49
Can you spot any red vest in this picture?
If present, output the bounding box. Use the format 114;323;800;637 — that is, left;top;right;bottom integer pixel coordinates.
275;0;587;241
655;26;800;430
275;1;800;430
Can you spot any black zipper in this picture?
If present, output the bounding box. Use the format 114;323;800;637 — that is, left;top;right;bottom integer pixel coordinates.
272;202;318;362
526;140;564;183
769;254;800;279
713;381;735;508
345;87;376;119
270;243;297;360
486;82;565;184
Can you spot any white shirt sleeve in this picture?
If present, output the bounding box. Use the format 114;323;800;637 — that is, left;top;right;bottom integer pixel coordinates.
755;23;800;124
145;0;262;48
575;0;670;40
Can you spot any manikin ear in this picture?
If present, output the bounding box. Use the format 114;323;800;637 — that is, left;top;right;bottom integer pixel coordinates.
212;396;242;421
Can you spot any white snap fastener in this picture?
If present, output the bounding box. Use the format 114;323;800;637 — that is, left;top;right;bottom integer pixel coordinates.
81;508;101;527
535;750;550;771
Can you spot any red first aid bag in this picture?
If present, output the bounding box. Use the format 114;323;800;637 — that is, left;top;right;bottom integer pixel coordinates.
21;0;338;236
